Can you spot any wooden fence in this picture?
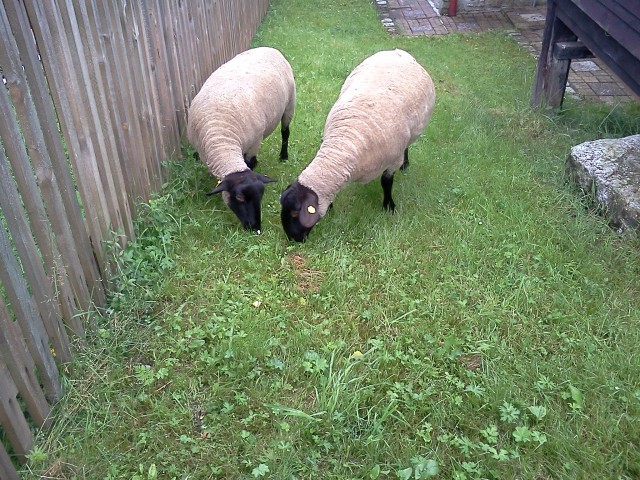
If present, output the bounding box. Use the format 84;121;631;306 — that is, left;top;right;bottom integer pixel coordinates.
0;0;270;476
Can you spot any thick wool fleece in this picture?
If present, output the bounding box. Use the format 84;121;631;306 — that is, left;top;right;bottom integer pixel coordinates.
298;49;435;216
187;47;296;180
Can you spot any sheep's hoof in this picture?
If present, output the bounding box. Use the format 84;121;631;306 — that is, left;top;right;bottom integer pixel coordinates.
383;201;396;213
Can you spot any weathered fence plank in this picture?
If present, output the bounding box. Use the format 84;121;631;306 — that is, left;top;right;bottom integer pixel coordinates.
0;361;34;462
164;0;190;132
81;0;138;225
0;1;271;474
92;0;148;204
0;3;81;347
194;0;212;83
130;0;165;191
73;0;135;242
22;0;113;277
0;154;63;403
0;297;51;429
115;1;162;197
146;2;181;158
179;0;198;100
3;0;105;309
0;439;20;480
0;70;76;357
53;0;125;281
132;1;169;170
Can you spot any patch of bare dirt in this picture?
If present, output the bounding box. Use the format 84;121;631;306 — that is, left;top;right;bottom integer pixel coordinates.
459;353;482;371
286;253;324;293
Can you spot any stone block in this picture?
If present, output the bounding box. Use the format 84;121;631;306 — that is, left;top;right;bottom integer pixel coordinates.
566;135;640;233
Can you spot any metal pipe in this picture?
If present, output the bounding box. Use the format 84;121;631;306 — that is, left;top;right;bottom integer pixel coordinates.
448;0;457;16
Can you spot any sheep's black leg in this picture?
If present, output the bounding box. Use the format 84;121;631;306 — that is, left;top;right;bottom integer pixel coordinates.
280;125;290;160
244;155;258;170
400;148;409;171
381;171;396;212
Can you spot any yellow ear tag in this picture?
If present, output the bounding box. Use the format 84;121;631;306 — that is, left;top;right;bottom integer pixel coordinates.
216;179;222;186
307;205;316;214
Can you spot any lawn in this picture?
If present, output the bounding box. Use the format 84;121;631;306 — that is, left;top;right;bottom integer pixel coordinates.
22;0;640;478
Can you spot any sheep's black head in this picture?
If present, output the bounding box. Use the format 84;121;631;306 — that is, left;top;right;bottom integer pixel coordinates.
280;181;320;242
207;170;276;234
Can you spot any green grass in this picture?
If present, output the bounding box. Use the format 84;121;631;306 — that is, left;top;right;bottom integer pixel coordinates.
21;0;640;479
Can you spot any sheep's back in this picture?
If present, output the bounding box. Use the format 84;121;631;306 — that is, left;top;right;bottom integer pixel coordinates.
187;47;295;177
323;49;435;183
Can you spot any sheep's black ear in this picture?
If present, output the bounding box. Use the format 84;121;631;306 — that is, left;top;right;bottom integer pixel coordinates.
258;175;277;184
206;180;227;196
299;201;319;228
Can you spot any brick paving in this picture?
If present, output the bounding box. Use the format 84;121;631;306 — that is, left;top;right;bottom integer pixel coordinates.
374;0;637;105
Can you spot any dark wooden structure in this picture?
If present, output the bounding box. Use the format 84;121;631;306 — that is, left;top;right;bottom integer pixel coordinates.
532;0;640;109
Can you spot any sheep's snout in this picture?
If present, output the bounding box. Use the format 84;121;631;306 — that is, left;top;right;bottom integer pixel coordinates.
207;171;276;234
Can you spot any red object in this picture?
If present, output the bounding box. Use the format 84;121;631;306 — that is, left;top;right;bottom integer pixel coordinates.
448;0;457;16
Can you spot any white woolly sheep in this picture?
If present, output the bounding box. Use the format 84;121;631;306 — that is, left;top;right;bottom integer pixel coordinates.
187;46;296;234
280;49;435;242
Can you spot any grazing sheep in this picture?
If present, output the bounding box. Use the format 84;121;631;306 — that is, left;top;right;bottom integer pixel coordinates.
188;46;296;234
280;49;435;242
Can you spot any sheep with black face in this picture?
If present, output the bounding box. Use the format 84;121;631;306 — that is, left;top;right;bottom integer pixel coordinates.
188;46;296;234
280;49;435;242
